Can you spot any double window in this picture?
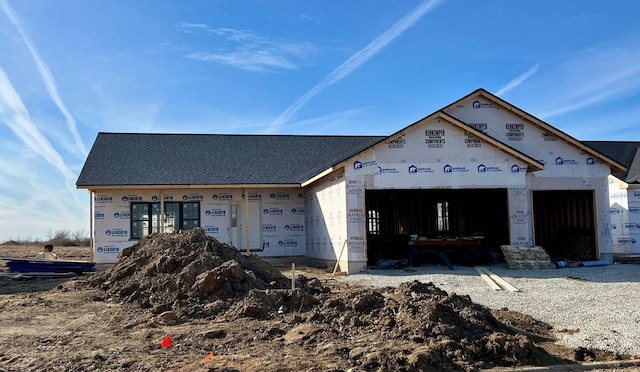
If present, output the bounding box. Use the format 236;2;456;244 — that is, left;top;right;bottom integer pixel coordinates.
131;202;200;239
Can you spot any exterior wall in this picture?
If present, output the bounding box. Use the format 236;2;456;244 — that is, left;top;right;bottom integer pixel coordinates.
92;187;305;264
304;169;349;271
609;178;640;254
626;186;640;253
448;99;613;260
343;116;531;271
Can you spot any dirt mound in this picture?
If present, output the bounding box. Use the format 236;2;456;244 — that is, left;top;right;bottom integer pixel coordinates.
90;229;290;317
222;280;541;370
86;230;555;370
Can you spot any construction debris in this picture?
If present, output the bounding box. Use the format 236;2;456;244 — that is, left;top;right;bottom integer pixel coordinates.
500;245;557;269
475;267;521;292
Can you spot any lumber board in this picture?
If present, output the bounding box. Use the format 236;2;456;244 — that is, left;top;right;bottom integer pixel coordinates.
478;267;521;292
474;267;502;291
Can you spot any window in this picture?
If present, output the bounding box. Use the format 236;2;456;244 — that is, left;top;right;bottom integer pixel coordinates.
131;202;161;239
435;201;449;231
367;209;380;235
131;202;200;239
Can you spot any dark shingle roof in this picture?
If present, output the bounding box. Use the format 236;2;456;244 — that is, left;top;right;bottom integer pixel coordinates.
582;141;640;182
76;133;386;187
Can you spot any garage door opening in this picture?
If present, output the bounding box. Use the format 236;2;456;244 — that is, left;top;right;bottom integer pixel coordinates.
532;190;596;261
365;189;509;266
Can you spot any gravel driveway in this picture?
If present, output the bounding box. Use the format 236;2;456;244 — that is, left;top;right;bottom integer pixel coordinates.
337;262;640;358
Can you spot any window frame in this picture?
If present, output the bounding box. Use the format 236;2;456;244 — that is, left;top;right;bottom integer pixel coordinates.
130;201;201;240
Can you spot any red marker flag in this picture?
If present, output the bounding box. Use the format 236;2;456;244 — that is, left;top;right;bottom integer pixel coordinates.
161;335;172;348
202;352;215;363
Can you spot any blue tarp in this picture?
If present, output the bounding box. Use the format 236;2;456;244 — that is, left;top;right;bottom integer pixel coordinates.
2;258;96;274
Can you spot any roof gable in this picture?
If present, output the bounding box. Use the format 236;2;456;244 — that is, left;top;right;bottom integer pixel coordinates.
336;110;544;172
443;89;627;174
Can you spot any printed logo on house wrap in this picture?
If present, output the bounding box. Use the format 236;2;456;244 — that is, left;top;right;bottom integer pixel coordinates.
204;226;219;234
94;212;105;219
609;207;622;215
290;207;304;215
353;160;377;169
623;223;640;230
262;241;270;250
164;195;174;201
408;165;434;173
477;164;502;173
105;229;127;237
183;194;203;201
285;224;304;232
151;195;159;202
94;195;113;203
443;164;468;173
634;190;640;198
278;239;298;248
96;246;119;254
629;207;640;214
511;164;522;173
262;224;277;233
586;158;596;165
468;123;487;133
114;211;130;219
242;192;262;200
555;157;578;165
263;208;283;215
122;195;142;202
472;100;496;109
618;238;637;245
387;137;405;148
212;193;233;201
376;166;399;174
347;208;365;223
205;209;226;217
610;192;627;200
270;192;290;200
348;236;365;252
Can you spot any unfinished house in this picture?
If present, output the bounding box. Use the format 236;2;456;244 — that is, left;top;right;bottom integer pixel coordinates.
76;88;634;272
581;141;640;258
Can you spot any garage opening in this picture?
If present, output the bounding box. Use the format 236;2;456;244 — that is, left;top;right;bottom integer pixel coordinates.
365;189;509;266
532;190;596;261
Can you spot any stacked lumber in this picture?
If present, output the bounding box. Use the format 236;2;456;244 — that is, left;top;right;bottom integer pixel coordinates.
500;245;556;269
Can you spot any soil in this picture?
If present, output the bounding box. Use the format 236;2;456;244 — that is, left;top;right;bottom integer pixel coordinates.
0;230;635;371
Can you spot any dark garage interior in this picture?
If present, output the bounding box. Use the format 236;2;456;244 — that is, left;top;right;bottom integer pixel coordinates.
365;189;510;266
532;190;597;261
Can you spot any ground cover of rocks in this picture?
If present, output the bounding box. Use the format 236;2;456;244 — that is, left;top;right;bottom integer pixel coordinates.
0;230;633;371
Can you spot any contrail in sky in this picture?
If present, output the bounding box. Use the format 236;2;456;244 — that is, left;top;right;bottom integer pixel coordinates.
0;68;77;185
496;64;540;97
1;0;88;156
265;0;445;133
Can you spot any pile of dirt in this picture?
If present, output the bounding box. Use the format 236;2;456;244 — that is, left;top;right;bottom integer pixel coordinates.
87;229;562;370
89;229;290;318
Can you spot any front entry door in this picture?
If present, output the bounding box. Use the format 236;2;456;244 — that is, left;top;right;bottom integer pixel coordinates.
238;201;261;252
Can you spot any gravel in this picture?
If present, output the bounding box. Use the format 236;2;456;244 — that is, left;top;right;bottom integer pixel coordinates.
336;262;640;358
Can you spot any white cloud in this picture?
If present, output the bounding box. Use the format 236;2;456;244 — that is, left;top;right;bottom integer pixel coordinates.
179;24;316;72
264;0;445;133
538;42;640;119
1;0;88;157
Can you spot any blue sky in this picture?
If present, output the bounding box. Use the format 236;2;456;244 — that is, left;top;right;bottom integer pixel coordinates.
1;0;639;242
